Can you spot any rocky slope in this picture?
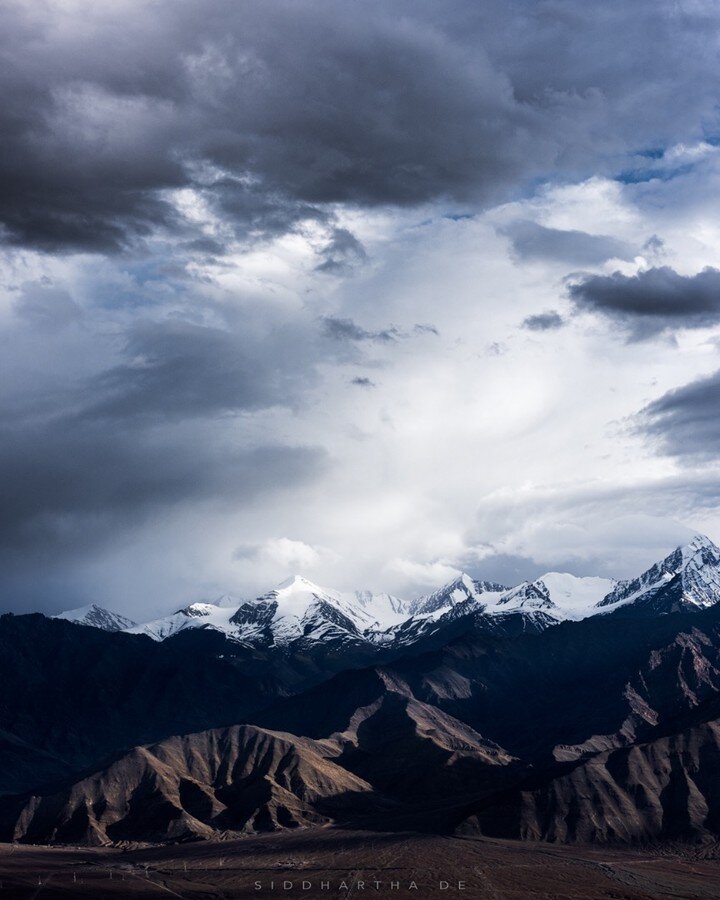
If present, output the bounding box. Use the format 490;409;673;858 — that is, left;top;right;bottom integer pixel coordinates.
1;671;517;845
462;697;720;843
1;724;381;845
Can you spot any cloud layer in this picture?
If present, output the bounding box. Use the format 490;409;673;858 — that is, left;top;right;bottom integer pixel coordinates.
3;0;720;252
3;0;720;613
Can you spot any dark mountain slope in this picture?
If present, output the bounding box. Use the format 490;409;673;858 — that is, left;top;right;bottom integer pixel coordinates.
0;612;530;799
259;603;720;766
461;694;720;843
0;615;280;795
0;731;74;797
328;690;515;803
386;604;720;762
0;677;515;845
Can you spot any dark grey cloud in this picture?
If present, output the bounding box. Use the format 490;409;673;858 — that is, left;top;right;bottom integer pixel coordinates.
0;417;324;560
351;377;376;388
504;221;633;265
0;419;325;612
204;177;327;246
464;552;557;588
322;317;400;344
2;0;720;253
0;407;327;607
637;369;720;462
522;310;564;331
643;235;665;257
232;543;264;562
87;319;316;421
569;266;720;339
0;0;524;252
0;307;329;596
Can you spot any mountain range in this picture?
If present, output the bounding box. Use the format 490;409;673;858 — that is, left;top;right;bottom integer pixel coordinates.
4;534;720;848
54;533;720;652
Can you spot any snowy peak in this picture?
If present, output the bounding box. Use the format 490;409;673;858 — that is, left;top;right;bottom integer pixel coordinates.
598;534;720;613
681;533;720;570
54;604;137;632
409;573;507;617
272;574;322;593
353;590;410;626
239;579;413;647
494;573;616;620
255;575;381;643
496;580;554;612
681;535;720;606
405;571;614;624
174;602;217;618
259;575;342;615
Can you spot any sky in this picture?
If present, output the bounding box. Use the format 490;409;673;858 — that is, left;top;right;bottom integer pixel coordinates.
3;0;720;618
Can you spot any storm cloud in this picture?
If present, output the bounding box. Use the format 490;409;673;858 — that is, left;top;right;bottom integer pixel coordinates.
0;302;328;582
568;267;720;339
87;319;318;421
3;0;720;253
0;417;325;560
638;370;720;462
0;0;532;251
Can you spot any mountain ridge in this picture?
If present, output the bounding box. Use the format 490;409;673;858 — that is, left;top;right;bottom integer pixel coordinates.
52;535;720;656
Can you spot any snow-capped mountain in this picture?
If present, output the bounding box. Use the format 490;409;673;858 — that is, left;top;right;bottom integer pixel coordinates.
352;589;410;625
492;573;616;620
367;571;614;647
230;575;380;646
597;534;720;615
53;535;720;650
125;602;240;641
125;576;409;648
408;574;507;617
54;603;137;632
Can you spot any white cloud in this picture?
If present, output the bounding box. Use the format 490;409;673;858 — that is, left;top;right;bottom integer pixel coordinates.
386;558;462;589
234;537;339;572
